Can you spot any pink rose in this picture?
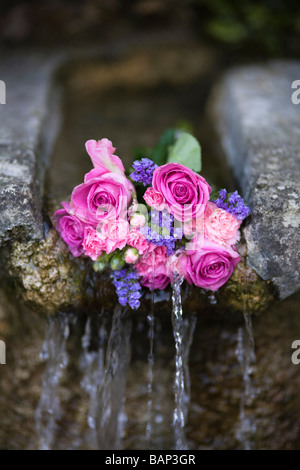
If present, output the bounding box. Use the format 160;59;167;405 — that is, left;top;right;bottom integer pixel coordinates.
152;163;211;222
140;264;170;290
124;247;139;264
53;202;85;257
179;240;240;291
71;170;135;225
143;187;165;211
127;229;151;255
83;226;106;260
204;202;241;247
85;138;125;175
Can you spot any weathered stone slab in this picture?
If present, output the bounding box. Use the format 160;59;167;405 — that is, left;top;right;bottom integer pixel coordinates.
0;52;62;245
211;61;300;299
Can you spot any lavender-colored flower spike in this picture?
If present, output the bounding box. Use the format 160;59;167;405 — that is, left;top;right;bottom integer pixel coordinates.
111;267;142;309
130;158;158;186
213;189;251;221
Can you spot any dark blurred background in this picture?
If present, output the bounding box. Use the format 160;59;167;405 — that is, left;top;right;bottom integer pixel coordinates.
1;0;300;59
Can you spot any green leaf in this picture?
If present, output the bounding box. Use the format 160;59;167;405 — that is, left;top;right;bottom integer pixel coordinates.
167;132;202;172
151;128;176;166
206;20;248;44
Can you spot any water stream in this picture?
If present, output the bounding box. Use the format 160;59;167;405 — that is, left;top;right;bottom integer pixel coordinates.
35;313;71;450
34;285;258;450
235;312;258;450
146;252;156;444
79;316;107;449
182;315;197;424
171;276;196;450
95;305;132;449
146;292;155;443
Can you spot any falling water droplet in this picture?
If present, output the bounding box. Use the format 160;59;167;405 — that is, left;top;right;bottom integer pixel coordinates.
171;275;196;450
207;292;217;305
35;313;71;450
235;312;258;450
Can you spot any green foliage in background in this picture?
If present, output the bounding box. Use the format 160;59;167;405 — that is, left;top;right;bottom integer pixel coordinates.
187;0;300;55
133;127;202;175
151;128;176;167
167;132;202;172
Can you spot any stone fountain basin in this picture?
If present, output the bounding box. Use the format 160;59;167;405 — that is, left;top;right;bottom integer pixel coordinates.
0;40;300;451
0;43;299;317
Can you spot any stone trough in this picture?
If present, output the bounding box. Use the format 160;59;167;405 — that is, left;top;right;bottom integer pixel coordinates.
210;61;300;301
0;49;299;316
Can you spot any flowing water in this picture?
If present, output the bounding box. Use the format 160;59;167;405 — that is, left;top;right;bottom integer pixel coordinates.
79;316;107;449
12;288;300;450
171;276;197;450
35;307;132;450
146;252;156;444
35;313;71;450
146;293;155;443
95;306;132;449
181;315;197;425
235;312;258;450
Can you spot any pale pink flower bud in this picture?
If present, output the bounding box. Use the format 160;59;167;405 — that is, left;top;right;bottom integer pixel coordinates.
124;247;139;264
130;213;146;229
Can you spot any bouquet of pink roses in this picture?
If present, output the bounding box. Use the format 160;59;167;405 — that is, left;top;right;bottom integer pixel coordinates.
54;130;250;310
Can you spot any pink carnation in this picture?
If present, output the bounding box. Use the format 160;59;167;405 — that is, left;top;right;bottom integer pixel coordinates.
83;227;106;260
143;187;165;211
100;219;129;254
204;202;241;247
127;229;152;255
104;218;129;240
